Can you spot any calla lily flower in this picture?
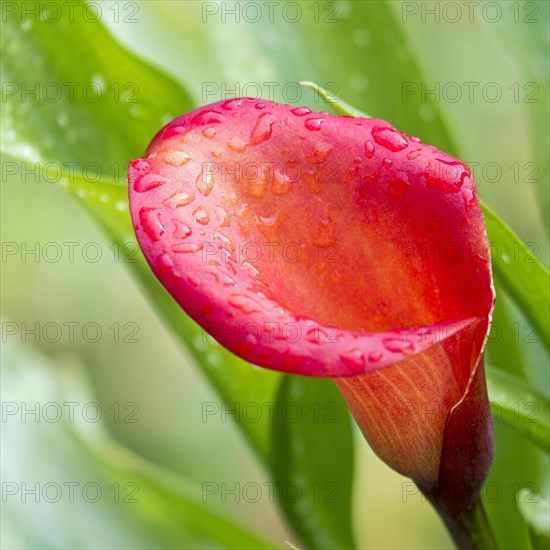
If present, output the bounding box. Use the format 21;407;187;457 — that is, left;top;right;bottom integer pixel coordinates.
129;98;495;516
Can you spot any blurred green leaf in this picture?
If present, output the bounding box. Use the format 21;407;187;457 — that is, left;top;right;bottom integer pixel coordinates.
483;205;550;350
487;366;550;453
300;80;372;117
486;291;528;380
1;1;194;166
485;0;550;229
518;489;550;550
0;0;282;463
272;378;356;550
1;335;274;549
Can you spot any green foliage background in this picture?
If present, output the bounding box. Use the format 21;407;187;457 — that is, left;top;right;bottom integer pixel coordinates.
1;1;549;549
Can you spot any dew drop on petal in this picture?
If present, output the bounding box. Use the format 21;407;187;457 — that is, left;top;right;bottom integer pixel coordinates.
272;169;293;195
139;208;165;241
196;166;215;196
368;351;383;363
382;158;393;169
250;112;276;145
215;206;230;227
202;127;217;139
407;150;423;161
364;140;375;158
228;136;248;153
383;337;414;353
222;98;245;111
171;242;202;254
193;206;211;225
340;349;366;372
372;127;408;152
131;159;150;172
134;173;170;193
163;191;195;209
228;293;263;314
307;142;333;163
192;110;226;125
164;151;191;167
291;107;312;117
304;118;325;131
172;220;192;239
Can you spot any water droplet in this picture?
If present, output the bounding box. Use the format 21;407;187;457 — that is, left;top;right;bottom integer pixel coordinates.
247;174;267;197
307;142;333;163
193;206;211;225
163;191;195;209
214;206;230;227
258;212;279;226
242;262;260;277
411;136;422;143
423;170;462;193
164;151;191;167
406;150;423;160
303;170;322;194
192;110;226;125
364;140;375;158
255;102;266;109
250;112;276;146
218;271;237;287
130;159;150;172
221;98;244;111
196;166;215;196
202;127;217;139
304;118;325;131
171;242;202;254
162;125;187;140
388;179;410;198
291;107;311;117
228;136;247;153
461;185;477;209
272;169;293;195
139;208;165;241
340;349;366;372
372;127;408;152
383;337;414;354
368;351;383;363
382;158;393;169
173;220;192;239
228;294;263;314
134;173;170;193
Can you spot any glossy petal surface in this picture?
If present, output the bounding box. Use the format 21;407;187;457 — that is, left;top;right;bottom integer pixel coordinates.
129;99;495;508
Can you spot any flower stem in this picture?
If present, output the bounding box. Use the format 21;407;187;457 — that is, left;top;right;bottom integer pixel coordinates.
436;497;498;550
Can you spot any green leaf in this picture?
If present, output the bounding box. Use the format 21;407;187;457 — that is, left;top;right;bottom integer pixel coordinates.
1;334;274;549
485;1;550;229
518;489;550;550
1;0;194;166
299;80;372;118
486;366;550;453
483;205;550;350
272;377;356;550
0;0;282;464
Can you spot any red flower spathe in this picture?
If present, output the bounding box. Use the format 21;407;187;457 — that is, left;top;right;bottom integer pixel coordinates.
129;99;495;513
